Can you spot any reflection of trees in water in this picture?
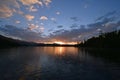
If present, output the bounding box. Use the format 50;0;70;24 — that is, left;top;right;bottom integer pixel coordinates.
83;48;120;63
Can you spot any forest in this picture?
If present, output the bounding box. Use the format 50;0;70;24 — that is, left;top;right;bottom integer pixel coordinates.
79;30;120;48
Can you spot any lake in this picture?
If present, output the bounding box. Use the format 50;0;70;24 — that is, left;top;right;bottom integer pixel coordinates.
0;47;120;80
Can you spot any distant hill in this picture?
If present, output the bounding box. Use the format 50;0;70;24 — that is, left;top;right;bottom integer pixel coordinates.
79;30;120;48
0;34;38;47
0;34;76;47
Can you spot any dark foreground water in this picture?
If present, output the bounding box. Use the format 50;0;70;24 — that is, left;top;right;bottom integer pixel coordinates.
0;47;120;80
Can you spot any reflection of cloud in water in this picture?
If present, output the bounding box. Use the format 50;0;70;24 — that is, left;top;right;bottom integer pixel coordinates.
0;47;120;80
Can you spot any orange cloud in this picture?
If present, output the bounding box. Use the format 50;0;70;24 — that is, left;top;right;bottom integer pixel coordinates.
17;10;24;15
0;5;13;18
0;0;20;18
29;6;37;12
0;0;52;18
40;16;48;20
43;0;52;6
25;14;34;21
20;0;43;6
0;0;20;8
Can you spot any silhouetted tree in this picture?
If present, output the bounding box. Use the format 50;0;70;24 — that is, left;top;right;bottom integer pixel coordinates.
79;30;120;48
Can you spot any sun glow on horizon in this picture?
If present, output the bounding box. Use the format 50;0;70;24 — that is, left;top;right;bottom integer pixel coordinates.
54;41;77;45
54;41;65;45
36;41;78;45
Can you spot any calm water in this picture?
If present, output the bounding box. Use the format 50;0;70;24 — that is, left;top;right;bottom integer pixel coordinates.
0;47;120;80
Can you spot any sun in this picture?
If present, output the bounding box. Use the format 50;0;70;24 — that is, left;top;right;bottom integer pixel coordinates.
54;41;65;45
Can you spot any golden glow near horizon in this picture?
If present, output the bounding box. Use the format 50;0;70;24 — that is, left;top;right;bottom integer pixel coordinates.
54;41;65;45
41;41;78;45
35;40;79;45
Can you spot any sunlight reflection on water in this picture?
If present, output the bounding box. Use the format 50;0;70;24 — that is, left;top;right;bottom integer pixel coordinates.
0;47;120;80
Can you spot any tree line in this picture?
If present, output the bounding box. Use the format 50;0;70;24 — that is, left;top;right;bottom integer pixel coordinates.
79;30;120;48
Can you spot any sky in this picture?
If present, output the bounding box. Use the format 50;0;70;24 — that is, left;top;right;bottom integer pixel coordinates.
0;0;120;43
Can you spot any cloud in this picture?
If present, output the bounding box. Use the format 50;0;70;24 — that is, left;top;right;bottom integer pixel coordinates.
1;13;120;43
37;26;44;33
70;17;79;22
95;11;116;21
40;16;48;20
19;0;52;6
51;17;57;23
25;14;35;21
51;18;56;21
0;0;52;18
56;11;60;15
17;10;24;15
49;14;120;42
43;0;52;6
15;20;20;24
28;24;38;30
70;24;79;28
0;5;13;18
50;28;86;42
0;25;45;42
0;0;20;18
29;6;38;12
0;0;20;8
57;25;63;28
52;29;65;34
89;17;116;28
48;13;120;42
48;29;53;32
40;22;44;25
19;0;43;6
28;24;44;33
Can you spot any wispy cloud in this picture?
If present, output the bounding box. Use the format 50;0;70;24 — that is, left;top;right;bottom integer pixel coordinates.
25;14;35;21
17;10;24;15
70;24;79;28
38;26;44;33
70;17;79;22
57;25;63;28
95;11;117;21
51;18;56;21
28;24;38;30
15;20;20;24
56;11;60;15
43;0;52;6
51;17;57;23
29;6;38;12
